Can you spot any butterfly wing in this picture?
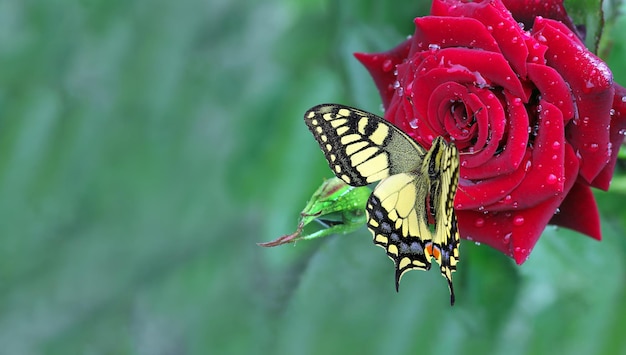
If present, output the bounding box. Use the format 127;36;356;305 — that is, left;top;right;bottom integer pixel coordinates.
422;137;461;305
304;104;426;187
366;172;434;290
304;104;461;305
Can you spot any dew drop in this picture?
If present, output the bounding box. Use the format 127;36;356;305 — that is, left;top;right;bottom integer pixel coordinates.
525;160;532;171
587;143;599;152
503;232;512;243
546;173;557;184
622;96;626;103
552;141;560;149
475;242;481;246
409;118;419;129
474;218;485;227
428;43;440;51
513;215;525;226
381;59;393;73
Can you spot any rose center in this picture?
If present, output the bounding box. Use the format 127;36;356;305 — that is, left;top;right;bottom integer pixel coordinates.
446;100;477;142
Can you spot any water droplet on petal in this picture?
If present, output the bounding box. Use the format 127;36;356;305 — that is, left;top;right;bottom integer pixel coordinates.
428;43;440;51
474;218;485;227
382;59;393;72
513;215;525;226
546;173;557;184
582;116;590;125
503;232;512;243
409;118;419;129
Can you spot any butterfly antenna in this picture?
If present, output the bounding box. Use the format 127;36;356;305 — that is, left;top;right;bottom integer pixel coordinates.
457;184;476;201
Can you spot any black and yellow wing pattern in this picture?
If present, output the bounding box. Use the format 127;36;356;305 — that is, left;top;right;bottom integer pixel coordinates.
304;104;460;305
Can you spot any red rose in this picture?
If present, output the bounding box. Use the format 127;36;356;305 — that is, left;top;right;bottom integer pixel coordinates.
355;0;626;264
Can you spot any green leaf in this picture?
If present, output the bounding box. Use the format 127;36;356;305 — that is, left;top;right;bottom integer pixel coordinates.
564;0;605;52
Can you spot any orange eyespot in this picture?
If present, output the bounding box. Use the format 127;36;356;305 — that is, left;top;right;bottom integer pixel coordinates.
425;243;441;260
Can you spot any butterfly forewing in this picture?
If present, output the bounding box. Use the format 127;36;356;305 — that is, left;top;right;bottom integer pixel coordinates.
304;104;426;186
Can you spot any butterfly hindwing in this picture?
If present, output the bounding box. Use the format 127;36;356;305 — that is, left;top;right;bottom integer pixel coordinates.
421;137;461;305
366;172;433;290
304;104;426;186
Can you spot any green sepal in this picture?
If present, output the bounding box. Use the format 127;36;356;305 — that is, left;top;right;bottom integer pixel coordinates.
258;177;370;247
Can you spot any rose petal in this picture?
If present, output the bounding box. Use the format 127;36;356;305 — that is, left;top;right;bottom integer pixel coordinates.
590;84;626;190
411;16;501;55
549;181;601;240
455;151;530;210
534;17;614;183
485;101;566;211
431;0;530;77
458;143;579;264
354;40;411;109
456;88;506;168
502;0;580;39
411;47;527;100
527;63;575;122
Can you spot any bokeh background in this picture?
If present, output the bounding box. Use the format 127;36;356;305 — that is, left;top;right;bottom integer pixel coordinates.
2;0;626;354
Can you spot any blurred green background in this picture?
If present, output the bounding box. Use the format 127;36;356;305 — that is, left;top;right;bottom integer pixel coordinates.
2;0;626;354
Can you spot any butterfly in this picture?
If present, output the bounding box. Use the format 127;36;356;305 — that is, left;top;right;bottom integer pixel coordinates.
304;103;460;305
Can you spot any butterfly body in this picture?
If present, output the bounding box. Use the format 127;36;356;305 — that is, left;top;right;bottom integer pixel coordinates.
304;104;460;305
